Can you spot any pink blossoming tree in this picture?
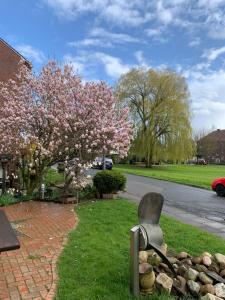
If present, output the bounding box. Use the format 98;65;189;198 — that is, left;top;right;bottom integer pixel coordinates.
0;61;132;195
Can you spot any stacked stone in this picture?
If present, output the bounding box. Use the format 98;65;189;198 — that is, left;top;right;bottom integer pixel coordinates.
139;247;225;300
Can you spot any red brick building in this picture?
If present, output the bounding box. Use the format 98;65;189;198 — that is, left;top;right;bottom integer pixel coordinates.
0;38;31;185
197;129;225;164
0;38;31;84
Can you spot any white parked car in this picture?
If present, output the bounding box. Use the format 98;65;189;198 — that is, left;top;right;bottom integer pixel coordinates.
92;157;113;170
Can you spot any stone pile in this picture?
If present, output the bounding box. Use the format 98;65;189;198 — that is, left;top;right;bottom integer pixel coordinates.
139;246;225;299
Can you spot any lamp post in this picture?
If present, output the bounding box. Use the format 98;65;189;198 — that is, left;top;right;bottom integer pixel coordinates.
102;153;106;170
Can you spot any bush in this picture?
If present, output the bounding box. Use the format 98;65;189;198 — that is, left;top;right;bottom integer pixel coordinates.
0;194;17;206
78;184;97;200
57;162;65;173
45;168;64;187
93;170;126;195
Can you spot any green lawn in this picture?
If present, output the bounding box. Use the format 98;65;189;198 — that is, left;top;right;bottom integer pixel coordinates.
56;199;225;300
114;164;225;189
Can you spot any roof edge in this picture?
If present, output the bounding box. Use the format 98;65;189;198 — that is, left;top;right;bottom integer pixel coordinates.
0;37;31;67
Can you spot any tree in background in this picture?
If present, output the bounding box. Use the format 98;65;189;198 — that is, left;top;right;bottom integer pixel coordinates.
0;61;132;195
115;67;193;167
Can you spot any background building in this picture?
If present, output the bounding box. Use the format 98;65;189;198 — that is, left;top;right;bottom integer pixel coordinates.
197;129;225;164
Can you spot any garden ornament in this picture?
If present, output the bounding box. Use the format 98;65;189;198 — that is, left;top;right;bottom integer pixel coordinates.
130;192;176;296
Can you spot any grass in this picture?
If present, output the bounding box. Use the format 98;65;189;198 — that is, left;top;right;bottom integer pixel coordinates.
45;168;64;186
114;164;225;189
56;199;225;300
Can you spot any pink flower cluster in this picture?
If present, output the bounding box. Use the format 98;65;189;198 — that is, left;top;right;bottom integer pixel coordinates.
0;61;132;185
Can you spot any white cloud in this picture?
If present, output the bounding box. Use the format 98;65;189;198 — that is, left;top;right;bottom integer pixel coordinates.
69;27;141;49
135;51;147;66
63;54;85;74
186;68;225;129
156;1;173;25
94;52;131;79
42;0;225;43
42;0;151;26
68;38;108;48
189;37;201;48
16;44;45;64
146;28;162;37
145;27;168;43
202;46;225;61
90;27;140;44
64;51;131;79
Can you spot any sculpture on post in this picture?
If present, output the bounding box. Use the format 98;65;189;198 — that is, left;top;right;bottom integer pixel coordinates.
130;192;175;296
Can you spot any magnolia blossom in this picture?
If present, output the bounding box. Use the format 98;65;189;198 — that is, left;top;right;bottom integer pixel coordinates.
0;61;132;190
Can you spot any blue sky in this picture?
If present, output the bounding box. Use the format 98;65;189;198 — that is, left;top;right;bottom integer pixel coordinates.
1;0;225;131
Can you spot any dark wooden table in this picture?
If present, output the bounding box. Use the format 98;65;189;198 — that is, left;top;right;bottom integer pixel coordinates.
0;210;20;252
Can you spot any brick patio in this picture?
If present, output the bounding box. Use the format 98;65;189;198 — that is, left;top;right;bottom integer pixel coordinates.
0;201;77;300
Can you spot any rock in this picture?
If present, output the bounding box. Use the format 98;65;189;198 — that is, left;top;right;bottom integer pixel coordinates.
140;265;156;294
220;262;225;271
193;257;203;265
156;273;173;294
199;272;214;285
139;251;148;264
147;249;155;257
159;263;169;272
203;256;212;267
187;268;199;281
209;262;220;274
214;283;225;298
187;280;200;296
160;243;167;256
173;276;187;296
201;293;223;300
177;266;188;277
220;270;225;278
183;258;193;266
148;253;162;266
139;263;152;274
168;257;178;264
200;284;215;296
215;254;225;266
196;264;208;273
173;264;179;269
202;252;212;258
178;252;188;260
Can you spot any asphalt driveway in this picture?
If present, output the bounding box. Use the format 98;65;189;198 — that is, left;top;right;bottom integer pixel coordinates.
121;174;225;238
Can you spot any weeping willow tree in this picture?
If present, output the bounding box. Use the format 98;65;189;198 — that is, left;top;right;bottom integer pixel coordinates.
115;67;194;167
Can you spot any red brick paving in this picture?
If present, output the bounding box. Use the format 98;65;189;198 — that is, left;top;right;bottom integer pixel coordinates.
0;201;77;300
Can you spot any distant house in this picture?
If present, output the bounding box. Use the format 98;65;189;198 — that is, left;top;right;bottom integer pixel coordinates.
197;129;225;164
0;37;31;84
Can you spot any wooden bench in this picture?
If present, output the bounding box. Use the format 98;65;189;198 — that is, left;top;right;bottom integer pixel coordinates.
0;210;20;252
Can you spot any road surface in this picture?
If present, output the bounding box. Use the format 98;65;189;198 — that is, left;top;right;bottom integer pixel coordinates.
121;174;225;238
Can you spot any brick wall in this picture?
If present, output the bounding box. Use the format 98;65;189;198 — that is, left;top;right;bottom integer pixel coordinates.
0;38;30;83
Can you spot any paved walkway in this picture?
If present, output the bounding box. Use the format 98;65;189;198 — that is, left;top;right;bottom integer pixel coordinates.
0;201;77;300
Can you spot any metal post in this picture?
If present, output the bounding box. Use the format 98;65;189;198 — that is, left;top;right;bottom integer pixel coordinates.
130;225;140;296
40;183;45;200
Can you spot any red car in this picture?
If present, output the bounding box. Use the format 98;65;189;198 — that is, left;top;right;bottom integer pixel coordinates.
211;178;225;196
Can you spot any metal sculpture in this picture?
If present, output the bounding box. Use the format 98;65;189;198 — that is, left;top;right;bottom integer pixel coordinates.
130;192;175;296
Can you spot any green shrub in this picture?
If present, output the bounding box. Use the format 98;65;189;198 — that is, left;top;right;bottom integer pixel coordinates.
57;162;65;173
45;168;64;186
0;194;17;206
93;170;126;195
78;184;97;200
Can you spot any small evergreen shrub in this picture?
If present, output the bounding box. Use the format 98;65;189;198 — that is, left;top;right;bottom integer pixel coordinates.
93;170;126;195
